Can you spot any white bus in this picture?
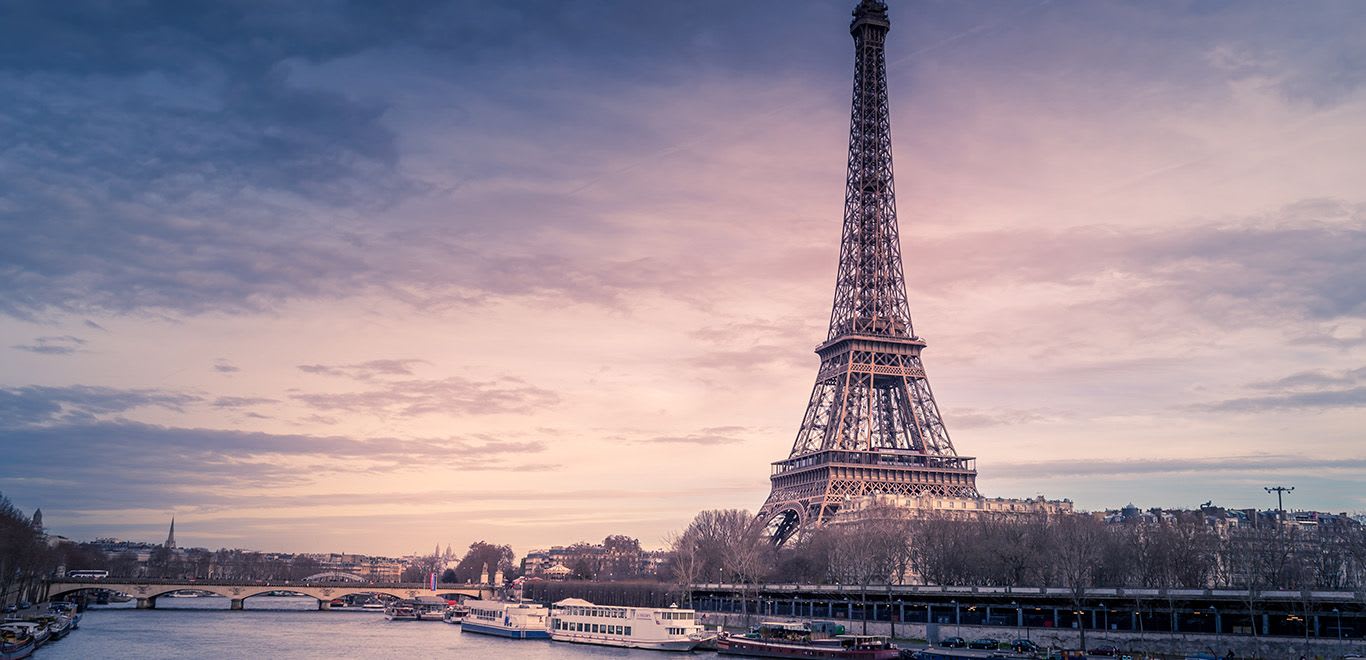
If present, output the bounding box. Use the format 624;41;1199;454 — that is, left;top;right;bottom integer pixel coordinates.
67;570;109;579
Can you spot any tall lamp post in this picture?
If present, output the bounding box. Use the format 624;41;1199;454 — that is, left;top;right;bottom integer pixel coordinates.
891;598;901;641
1334;608;1342;641
1264;485;1295;521
1012;600;1022;642
952;599;960;638
1101;603;1108;640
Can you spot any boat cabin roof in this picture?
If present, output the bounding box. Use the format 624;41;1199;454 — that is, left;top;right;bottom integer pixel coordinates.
757;621;808;631
554;598;596;607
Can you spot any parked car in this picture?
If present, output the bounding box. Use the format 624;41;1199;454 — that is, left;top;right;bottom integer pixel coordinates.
1012;639;1041;653
1;604;15;614
969;637;999;650
1090;645;1121;656
16;600;30;610
938;636;966;648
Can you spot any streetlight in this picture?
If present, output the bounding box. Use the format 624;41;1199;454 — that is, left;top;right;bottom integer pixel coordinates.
1334;608;1342;641
1210;605;1219;648
952;599;961;638
1264;485;1295;521
1012;600;1021;642
1101;603;1108;638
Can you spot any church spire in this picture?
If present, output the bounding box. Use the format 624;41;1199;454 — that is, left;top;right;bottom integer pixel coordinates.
165;517;177;549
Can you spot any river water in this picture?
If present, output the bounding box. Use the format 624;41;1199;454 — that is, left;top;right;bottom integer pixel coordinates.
44;596;694;659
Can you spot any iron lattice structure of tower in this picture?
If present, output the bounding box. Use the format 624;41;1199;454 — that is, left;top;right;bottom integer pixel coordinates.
758;0;978;545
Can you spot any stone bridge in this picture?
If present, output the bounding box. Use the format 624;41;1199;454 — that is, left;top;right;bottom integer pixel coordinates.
48;577;495;610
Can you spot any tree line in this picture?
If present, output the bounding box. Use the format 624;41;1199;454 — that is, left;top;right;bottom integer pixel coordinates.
668;506;1366;592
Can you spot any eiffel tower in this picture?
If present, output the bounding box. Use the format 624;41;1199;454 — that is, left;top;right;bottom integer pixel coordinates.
758;0;979;545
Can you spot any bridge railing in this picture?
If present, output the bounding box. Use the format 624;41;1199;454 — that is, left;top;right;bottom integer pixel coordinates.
50;577;489;590
691;583;1365;602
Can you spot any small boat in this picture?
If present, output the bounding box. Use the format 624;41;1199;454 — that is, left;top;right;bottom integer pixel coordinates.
462;601;552;639
549;598;715;651
384;597;447;621
717;620;899;659
0;624;45;649
38;615;72;641
384;601;417;621
0;636;34;660
442;604;470;624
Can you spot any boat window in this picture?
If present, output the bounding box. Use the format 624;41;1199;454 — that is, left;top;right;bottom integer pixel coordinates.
625;626;632;636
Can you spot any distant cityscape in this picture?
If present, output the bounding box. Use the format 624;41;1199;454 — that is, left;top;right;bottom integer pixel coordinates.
8;498;1360;588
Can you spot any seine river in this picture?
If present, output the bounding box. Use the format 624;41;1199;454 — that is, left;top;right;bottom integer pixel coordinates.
45;596;691;659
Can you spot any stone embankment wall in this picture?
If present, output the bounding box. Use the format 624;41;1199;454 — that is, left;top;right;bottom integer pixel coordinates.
698;613;1366;659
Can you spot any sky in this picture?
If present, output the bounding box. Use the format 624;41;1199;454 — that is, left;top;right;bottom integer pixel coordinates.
2;0;1364;558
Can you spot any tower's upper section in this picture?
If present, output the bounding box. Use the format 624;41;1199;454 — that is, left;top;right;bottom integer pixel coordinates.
827;0;914;342
851;0;891;36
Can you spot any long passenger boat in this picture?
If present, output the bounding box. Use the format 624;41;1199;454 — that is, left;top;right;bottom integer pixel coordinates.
717;621;899;659
460;601;551;639
549;598;714;652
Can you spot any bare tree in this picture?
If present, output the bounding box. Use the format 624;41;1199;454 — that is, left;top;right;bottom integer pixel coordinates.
1050;514;1107;652
828;507;911;634
665;529;703;608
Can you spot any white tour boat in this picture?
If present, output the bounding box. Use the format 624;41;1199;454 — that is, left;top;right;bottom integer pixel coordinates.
460;601;551;639
549;598;714;652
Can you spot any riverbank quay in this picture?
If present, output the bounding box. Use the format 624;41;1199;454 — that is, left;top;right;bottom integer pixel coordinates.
701;612;1361;659
692;583;1366;658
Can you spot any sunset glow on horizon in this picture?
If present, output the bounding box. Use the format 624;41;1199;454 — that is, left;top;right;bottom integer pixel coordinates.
2;0;1364;557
